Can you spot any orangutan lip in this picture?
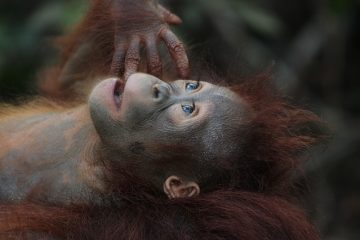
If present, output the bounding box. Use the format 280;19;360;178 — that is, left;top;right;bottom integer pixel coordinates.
113;79;124;110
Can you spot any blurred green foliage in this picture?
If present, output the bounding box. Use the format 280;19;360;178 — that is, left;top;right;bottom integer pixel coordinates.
0;0;87;99
329;0;351;14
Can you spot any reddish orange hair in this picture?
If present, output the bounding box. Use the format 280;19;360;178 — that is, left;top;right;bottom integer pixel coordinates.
0;73;324;239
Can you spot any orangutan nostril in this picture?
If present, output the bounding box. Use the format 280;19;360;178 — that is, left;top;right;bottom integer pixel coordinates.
153;86;160;99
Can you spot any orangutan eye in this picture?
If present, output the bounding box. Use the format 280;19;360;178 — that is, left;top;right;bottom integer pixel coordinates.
181;104;194;114
185;82;199;91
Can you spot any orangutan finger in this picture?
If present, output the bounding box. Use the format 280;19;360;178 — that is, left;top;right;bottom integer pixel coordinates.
146;37;162;77
124;36;141;80
158;5;182;25
160;29;189;78
110;42;126;76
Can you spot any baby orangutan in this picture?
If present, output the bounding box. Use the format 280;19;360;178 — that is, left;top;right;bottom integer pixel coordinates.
0;0;323;239
0;72;323;239
0;73;249;203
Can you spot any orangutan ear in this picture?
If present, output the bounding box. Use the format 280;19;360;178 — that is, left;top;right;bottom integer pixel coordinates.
163;176;200;199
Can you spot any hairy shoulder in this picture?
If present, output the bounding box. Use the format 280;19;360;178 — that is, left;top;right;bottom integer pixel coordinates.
0;97;77;122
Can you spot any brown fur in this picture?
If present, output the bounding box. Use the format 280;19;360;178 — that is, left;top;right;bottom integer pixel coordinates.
0;191;319;240
0;0;325;238
39;0;173;99
0;98;68;127
0;73;324;239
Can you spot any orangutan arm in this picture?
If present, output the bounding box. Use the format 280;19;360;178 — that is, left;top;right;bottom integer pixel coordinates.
40;0;189;98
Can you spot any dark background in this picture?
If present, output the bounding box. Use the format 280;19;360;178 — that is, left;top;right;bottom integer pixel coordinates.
0;0;359;239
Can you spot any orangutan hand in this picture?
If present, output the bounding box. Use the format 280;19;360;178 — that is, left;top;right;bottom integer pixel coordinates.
109;0;189;80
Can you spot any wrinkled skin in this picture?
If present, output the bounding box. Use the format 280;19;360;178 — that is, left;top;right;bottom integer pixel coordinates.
109;0;189;79
89;73;249;187
0;73;248;203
